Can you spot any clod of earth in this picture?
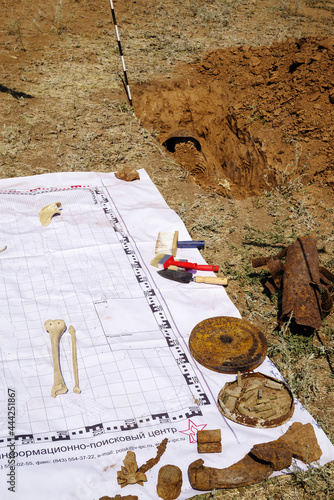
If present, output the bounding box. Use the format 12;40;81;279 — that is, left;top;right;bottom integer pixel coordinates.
39;202;62;226
44;319;68;398
252;236;334;331
115;165;140;182
157;464;183;500
197;429;222;454
188;422;322;491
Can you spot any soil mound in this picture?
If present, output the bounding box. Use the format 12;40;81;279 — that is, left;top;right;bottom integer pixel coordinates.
133;36;334;199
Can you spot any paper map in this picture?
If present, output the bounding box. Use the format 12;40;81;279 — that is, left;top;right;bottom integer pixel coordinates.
0;170;333;500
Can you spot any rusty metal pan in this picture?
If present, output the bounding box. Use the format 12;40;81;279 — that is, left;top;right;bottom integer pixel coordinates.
217;372;295;428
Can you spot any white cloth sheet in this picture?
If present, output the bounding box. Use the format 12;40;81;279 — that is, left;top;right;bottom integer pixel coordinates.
0;169;333;500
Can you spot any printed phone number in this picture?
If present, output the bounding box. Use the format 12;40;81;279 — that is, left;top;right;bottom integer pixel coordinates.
0;455;97;469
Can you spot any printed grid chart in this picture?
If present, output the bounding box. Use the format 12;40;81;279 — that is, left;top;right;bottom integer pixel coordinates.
0;185;210;449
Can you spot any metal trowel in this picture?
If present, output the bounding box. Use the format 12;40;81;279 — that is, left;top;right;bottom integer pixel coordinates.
158;268;228;286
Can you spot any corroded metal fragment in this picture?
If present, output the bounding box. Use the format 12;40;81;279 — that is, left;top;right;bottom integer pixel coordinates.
197;429;222;453
188;422;322;491
189;316;267;373
117;451;147;487
117;439;168;488
157;465;183;500
137;438;168;474
252;236;334;330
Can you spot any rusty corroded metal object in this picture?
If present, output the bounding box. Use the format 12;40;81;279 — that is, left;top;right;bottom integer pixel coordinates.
197;429;222;453
188;422;322;491
217;372;294;428
189;316;267;373
162;129;202;152
157;465;183;500
137;438;168;474
252;236;334;330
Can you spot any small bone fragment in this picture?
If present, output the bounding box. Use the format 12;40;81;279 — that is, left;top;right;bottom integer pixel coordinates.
197;429;222;453
39;202;62;226
221;395;236;410
245;394;257;409
250;403;272;413
260;409;277;419
68;325;81;394
115;165;140;182
44;319;68;398
244;384;260;393
226;387;242;398
117;451;147;487
0;245;7;253
265;380;282;390
157;465;182;500
242;389;257;402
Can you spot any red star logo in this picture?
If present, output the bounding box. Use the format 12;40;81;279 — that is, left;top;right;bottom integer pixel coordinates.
180;419;207;443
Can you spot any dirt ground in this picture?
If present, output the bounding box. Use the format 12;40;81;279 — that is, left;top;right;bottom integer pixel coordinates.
1;0;334;498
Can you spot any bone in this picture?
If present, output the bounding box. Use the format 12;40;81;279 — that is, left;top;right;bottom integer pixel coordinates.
44;319;68;397
39;202;62;226
68;325;81;394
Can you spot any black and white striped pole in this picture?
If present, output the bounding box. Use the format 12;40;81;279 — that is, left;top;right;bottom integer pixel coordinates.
108;0;133;109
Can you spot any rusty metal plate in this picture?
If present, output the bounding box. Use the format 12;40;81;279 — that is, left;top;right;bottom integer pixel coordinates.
189;316;267;374
217;372;295;428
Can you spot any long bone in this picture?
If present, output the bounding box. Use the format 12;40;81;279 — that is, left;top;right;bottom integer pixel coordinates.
68;325;81;394
44;319;68;398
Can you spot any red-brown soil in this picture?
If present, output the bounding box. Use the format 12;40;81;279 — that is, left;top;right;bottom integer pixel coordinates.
134;36;334;199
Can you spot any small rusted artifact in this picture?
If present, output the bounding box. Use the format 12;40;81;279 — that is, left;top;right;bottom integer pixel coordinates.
189;316;267;373
137;438;168;474
188;422;322;491
117;451;147;487
217;372;294;428
252;236;334;331
197;429;222;453
117;438;168;488
157;465;183;500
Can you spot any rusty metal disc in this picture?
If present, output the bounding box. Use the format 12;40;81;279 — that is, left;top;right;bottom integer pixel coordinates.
189;316;267;374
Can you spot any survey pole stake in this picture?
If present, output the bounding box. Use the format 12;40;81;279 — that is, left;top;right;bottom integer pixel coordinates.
108;0;133;109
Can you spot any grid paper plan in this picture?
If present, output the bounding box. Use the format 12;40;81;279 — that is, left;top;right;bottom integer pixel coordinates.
0;170;333;500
